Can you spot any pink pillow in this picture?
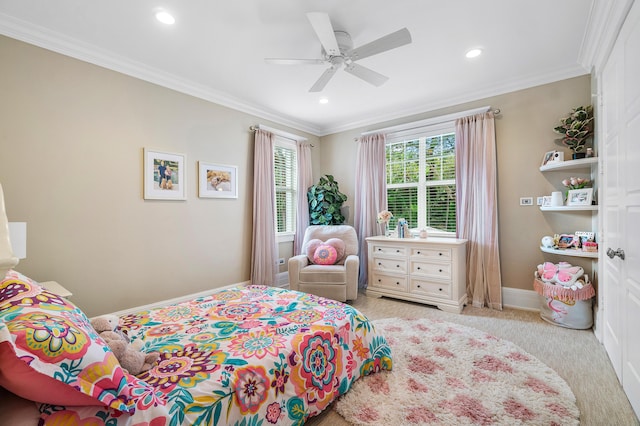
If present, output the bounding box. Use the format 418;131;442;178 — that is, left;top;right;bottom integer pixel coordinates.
313;245;339;265
306;238;346;264
0;270;147;412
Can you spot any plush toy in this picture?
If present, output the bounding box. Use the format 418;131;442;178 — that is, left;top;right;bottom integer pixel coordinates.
537;261;584;287
90;315;159;375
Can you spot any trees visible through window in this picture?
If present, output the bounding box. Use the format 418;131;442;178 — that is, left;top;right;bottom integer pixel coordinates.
386;129;456;234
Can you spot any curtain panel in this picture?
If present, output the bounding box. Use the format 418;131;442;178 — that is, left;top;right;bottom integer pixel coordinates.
455;112;502;309
251;129;277;286
354;133;387;288
294;142;313;255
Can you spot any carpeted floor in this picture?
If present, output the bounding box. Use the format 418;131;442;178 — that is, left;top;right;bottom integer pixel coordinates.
306;293;639;426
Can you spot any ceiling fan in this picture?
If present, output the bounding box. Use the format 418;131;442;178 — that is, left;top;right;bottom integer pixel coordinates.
265;12;412;92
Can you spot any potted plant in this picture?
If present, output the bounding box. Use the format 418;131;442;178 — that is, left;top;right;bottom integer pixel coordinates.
308;174;348;225
553;105;594;159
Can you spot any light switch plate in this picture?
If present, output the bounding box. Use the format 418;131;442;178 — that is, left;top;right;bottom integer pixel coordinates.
520;197;533;206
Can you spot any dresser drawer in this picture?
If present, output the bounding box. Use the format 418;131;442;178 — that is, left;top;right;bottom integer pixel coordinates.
410;279;451;298
410;247;451;260
410;260;451;279
370;273;408;291
373;257;408;273
372;244;407;257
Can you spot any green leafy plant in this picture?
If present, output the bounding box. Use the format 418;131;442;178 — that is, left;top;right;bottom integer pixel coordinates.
307;174;348;225
553;105;594;154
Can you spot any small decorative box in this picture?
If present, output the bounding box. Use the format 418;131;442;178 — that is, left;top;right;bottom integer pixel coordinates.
583;242;598;252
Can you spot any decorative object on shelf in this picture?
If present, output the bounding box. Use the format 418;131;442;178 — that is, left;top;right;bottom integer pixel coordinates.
557;234;579;249
567;188;593;206
419;229;428;239
396;218;410;238
551;191;564;207
585;148;595;158
308;174;348;225
561;177;590;190
376;210;393;237
541;235;555;248
541;150;564;166
553;105;594;159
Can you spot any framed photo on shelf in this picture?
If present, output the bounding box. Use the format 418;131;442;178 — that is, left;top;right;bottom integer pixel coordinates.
567;188;593;206
541;196;552;207
198;162;238;199
541;151;555;166
558;234;579;249
143;148;186;200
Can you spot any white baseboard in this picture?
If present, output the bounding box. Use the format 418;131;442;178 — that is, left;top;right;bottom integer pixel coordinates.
502;287;541;312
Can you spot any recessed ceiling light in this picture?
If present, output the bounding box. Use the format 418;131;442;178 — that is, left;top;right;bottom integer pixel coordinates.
155;10;175;25
319;97;329;104
465;48;482;59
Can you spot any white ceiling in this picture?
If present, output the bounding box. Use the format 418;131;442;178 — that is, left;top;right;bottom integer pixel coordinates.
0;0;594;136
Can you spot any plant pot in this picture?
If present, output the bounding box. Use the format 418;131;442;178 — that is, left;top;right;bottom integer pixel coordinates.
572;152;586;160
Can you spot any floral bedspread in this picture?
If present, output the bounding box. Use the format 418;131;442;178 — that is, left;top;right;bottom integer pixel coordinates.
39;285;392;425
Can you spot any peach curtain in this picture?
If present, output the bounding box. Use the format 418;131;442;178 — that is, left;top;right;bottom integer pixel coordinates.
455;112;502;309
294;142;313;255
251;129;277;286
354;133;387;288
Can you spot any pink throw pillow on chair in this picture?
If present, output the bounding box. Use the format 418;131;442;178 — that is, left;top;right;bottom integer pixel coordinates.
306;238;346;264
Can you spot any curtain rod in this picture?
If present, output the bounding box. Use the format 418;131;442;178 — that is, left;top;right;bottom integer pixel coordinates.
249;124;309;143
356;106;501;140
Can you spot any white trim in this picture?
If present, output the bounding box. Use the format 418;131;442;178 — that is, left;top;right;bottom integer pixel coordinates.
502;287;541;312
276;233;294;243
97;281;250;318
255;124;307;142
362;106;491;137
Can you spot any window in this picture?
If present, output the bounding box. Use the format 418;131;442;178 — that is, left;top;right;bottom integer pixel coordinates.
274;138;297;235
386;123;456;235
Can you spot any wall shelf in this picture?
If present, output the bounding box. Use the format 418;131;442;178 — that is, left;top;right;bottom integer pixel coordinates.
539;157;597;172
540;205;598;212
540;246;598;259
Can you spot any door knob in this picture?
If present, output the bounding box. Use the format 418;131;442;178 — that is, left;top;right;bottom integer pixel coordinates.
606;248;626;260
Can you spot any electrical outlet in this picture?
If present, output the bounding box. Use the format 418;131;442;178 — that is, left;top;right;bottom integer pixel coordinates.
520;197;533;206
278;258;285;265
537;196;544;206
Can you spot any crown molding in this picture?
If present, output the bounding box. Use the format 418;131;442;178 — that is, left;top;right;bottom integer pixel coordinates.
578;0;635;72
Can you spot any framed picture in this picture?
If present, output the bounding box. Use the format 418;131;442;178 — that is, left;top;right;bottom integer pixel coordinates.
198;162;238;199
558;234;579;249
567;188;593;206
143;148;186;200
542;196;552;207
541;150;556;166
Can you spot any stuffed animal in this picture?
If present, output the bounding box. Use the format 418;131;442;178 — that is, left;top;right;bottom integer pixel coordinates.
537;261;584;287
90;315;159;375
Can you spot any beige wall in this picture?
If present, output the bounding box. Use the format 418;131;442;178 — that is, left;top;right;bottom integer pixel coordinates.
0;36;320;316
320;75;594;291
1;34;593;316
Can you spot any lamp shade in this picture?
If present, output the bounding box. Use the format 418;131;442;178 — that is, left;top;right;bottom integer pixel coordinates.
8;222;26;259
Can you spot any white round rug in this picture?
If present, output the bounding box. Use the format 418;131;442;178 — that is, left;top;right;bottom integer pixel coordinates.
335;317;579;425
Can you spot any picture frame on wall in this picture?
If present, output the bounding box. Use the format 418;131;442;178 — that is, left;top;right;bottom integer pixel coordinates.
143;148;186;200
567;188;593;206
198;162;238;199
541;150;556;166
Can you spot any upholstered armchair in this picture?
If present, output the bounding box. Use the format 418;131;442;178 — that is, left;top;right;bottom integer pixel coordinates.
288;225;359;302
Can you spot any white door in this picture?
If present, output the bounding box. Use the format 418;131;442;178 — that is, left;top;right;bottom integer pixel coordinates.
601;0;640;416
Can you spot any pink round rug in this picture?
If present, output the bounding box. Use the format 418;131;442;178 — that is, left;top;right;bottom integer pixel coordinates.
335;317;579;425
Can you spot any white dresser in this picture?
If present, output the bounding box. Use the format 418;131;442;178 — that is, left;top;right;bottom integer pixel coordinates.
366;236;467;313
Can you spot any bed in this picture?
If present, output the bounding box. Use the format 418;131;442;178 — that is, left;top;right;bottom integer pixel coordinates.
0;184;392;425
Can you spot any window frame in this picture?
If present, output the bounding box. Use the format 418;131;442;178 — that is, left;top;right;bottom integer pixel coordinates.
273;136;297;242
385;120;457;237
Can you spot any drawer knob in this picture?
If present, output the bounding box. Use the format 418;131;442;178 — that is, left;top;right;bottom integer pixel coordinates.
439;252;443;256
378;248;382;251
417;251;421;254
396;264;400;268
417;266;421;270
417;284;421;288
378;262;382;266
396;249;400;253
439;269;443;272
439;288;443;291
396;282;400;285
378;279;381;282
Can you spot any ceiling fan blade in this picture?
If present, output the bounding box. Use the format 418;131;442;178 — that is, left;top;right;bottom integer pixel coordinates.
309;66;338;92
265;58;326;65
344;63;389;87
348;27;412;61
306;12;340;56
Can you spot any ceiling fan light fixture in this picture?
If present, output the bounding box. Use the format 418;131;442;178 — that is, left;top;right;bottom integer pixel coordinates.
155;10;175;25
465;48;482;58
